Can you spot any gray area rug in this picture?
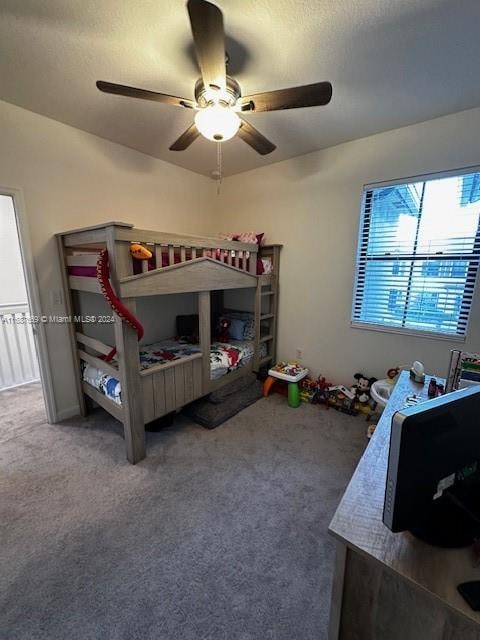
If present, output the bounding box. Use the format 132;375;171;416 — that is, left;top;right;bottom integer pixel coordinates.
1;382;366;640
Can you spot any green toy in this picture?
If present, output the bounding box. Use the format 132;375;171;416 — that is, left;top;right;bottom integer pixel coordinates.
288;383;301;408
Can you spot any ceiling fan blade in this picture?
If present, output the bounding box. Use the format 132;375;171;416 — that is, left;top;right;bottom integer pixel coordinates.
237;118;276;155
187;0;226;92
240;81;332;113
96;81;194;109
169;123;201;151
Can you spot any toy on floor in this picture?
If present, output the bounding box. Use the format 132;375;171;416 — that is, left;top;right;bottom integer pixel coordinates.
350;372;377;415
351;372;377;404
367;424;376;439
263;361;309;408
387;367;400;383
327;385;357;415
299;375;332;404
130;242;152;260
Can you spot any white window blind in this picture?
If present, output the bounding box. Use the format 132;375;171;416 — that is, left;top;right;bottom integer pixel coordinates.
352;171;480;338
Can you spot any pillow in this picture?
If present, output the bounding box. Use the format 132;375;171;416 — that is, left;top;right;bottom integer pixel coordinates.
236;232;265;245
220;311;256;341
242;316;255;340
261;258;273;274
228;318;246;340
220;232;265;245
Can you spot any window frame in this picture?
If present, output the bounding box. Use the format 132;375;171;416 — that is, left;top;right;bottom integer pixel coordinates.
351;166;480;342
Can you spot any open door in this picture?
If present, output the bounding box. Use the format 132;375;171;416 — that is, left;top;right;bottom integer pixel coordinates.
0;190;54;424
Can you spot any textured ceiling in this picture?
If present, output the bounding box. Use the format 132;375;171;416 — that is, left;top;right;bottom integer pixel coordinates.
1;0;480;177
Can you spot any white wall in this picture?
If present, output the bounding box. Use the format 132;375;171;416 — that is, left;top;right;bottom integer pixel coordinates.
0;195;27;305
0;99;214;419
216;107;480;385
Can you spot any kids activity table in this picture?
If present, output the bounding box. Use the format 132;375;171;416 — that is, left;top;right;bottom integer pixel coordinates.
263;364;309;408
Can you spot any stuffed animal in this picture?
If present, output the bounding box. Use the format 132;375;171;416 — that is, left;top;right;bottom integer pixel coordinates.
218;318;230;343
351;372;377;406
130;243;152;260
387;367;400;382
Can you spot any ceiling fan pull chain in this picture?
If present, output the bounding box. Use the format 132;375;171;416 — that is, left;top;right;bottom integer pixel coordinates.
216;141;222;195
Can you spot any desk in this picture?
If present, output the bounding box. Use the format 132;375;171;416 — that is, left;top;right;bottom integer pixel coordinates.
328;371;480;640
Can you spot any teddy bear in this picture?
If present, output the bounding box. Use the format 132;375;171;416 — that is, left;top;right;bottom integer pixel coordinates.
217;317;230;343
351;372;377;407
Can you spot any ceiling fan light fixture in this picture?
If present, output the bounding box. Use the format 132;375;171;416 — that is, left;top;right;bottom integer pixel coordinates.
97;0;332;156
194;104;240;142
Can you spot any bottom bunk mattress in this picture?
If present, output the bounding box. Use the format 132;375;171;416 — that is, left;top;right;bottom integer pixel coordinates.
82;339;267;404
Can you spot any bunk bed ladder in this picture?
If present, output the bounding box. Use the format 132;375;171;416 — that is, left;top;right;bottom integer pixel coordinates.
254;245;281;370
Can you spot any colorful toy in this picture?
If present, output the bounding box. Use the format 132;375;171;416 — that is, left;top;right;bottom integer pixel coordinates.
130;242;152;260
367;424;377;439
387;367;400;383
327;385;358;415
351;373;377;405
350;372;377;416
271;360;305;377
263;361;309;408
96;249;144;362
299;375;332;404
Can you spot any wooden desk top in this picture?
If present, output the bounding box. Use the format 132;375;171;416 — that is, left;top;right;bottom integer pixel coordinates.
329;370;480;625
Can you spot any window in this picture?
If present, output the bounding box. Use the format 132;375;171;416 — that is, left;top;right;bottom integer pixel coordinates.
387;289;404;314
352;171;480;338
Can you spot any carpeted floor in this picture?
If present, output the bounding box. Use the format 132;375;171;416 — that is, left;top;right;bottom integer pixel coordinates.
0;382;366;640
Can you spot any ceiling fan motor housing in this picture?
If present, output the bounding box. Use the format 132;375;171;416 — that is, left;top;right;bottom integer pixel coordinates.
194;76;241;109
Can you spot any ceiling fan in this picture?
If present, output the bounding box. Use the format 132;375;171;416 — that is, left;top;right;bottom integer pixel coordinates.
96;0;332;155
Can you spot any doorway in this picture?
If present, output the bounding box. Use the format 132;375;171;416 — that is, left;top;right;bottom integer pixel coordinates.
0;190;53;426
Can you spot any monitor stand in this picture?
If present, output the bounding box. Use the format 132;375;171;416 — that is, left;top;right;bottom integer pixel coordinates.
409;488;479;549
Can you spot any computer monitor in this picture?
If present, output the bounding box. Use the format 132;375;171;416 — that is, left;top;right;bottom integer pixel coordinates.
383;386;480;548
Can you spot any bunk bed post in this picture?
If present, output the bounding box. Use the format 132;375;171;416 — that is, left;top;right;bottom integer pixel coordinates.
56;235;87;417
113;301;145;464
106;228;145;464
198;291;211;394
271;245;281;364
249;250;257;275
253;279;262;372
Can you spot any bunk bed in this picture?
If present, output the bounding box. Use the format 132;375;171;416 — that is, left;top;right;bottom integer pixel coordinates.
57;222;281;464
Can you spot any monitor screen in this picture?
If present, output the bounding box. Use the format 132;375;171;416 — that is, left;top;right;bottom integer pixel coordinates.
383;386;480;547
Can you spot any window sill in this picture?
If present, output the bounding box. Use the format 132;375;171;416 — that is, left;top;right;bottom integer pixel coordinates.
350;321;466;343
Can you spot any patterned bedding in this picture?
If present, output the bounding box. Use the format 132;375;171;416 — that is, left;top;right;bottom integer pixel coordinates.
82;339;266;404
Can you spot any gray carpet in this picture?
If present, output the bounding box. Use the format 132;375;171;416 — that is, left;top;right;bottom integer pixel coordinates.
0;382;366;640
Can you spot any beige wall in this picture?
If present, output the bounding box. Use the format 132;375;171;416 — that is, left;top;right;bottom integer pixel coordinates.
0;99;214;419
216;107;480;385
3;96;480;417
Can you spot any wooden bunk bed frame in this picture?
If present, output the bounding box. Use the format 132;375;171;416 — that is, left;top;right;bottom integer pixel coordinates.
57;222;281;464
